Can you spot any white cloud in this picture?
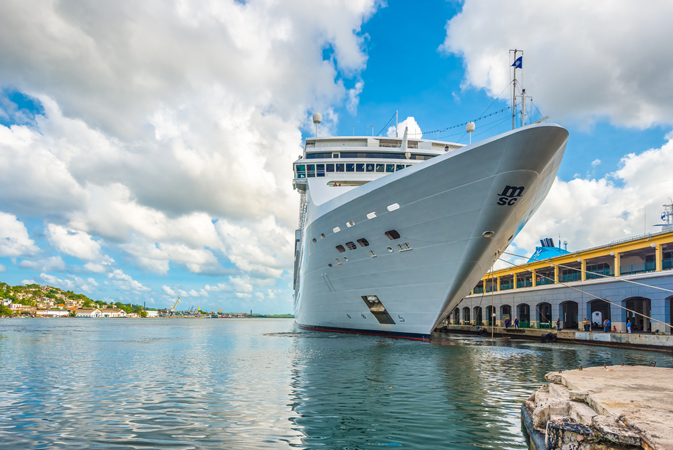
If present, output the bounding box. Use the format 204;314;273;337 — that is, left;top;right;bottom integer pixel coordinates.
510;138;673;257
591;159;601;168
346;81;364;115
255;292;264;300
40;273;98;294
162;285;176;296
22;279;35;284
230;276;253;293
0;0;379;284
46;224;101;261
0;264;5;272
440;0;673;128
19;256;66;272
107;269;150;292
0;212;40;257
388;116;422;138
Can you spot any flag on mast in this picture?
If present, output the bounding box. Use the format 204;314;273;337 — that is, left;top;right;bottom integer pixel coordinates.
512;56;523;69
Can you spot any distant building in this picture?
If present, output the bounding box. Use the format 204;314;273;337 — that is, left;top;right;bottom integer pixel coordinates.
100;308;126;318
452;230;673;334
146;310;158;317
36;309;69;318
75;308;101;318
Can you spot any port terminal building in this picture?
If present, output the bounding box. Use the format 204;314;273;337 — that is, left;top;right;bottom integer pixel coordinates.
450;230;673;334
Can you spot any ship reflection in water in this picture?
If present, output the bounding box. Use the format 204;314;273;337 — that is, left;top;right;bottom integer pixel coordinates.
0;319;670;449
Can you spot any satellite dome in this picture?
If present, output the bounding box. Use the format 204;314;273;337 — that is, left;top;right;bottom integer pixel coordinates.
312;113;322;124
466;121;475;133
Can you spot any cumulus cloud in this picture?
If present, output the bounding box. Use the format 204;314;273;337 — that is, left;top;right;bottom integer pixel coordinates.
510;138;673;257
347;81;364;115
46;224;101;261
0;0;379;291
0;212;40;257
0;264;5;272
19;256;66;272
162;285;176;296
40;273;98;294
107;269;150;292
388;116;422;138
440;0;673;128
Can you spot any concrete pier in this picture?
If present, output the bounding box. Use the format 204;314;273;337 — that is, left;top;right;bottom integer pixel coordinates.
522;366;673;449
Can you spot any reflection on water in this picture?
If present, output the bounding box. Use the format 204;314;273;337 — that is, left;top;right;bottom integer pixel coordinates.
0;319;670;449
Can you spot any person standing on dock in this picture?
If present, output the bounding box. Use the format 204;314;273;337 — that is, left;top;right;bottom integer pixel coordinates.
603;319;608;332
627;319;632;334
606;318;611;333
583;318;589;331
556;318;561;331
514;317;519;329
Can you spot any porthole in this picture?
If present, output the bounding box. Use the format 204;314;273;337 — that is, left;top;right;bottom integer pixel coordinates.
320;233;325;239
347;314;351;319
344;257;348;261
336;245;346;253
387;203;400;212
356;238;369;247
312;238;317;243
361;314;366;319
345;242;357;250
367;212;377;219
385;230;401;240
333;226;340;233
346;220;355;227
328;263;332;267
387;247;393;252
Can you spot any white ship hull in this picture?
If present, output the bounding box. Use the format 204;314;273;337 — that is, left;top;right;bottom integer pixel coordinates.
294;124;568;340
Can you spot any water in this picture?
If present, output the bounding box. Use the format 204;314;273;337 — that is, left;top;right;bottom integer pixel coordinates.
0;319;670;449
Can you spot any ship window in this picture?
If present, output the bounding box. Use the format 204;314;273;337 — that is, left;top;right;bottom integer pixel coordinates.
385;230;401;240
346;221;355;227
366;163;374;172
387;203;400;212
336;245;346;253
296;164;306;178
345;242;357;250
317;164;325;177
357;238;369;247
375;164;384;172
346;163;355;172
328;263;332;267
386;164;395;173
336;163;344;172
312;238;317;243
387;247;393;252
396;164;404;171
320;233;325;239
307;164;315;177
367;212;377;219
333;226;340;233
370;250;376;257
326;164;335;172
398;243;412;251
332;152;340;158
356;163;365;172
344;257;348;261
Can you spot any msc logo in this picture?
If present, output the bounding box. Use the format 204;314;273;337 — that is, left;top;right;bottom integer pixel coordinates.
497;185;525;206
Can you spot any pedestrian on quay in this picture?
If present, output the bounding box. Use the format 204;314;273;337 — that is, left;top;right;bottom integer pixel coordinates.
607;318;611;332
514;317;519;329
627;319;632;334
583;318;589;331
603;319;608;332
505;317;510;328
556;318;561;331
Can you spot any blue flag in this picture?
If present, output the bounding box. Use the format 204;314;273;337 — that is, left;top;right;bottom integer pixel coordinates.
512;56;522;69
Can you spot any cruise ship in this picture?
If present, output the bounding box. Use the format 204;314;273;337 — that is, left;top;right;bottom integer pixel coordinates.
292;123;568;340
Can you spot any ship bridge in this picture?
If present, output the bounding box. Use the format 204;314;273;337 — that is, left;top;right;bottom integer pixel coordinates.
292;136;463;193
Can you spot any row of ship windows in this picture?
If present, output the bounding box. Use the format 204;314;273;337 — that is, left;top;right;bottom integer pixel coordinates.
296;163;412;178
329;243;413;267
304;152;436;160
311;204;401;245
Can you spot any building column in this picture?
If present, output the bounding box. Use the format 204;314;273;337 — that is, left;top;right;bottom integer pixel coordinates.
513;273;517;289
532;269;537;287
554;265;559;283
581;259;587;281
497;276;501;292
614;252;621;277
656;243;663;272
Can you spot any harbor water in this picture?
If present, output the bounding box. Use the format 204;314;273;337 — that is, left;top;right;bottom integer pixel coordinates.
0;319;670;449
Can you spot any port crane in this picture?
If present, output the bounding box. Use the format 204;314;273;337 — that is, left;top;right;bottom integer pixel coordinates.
169;296;180;316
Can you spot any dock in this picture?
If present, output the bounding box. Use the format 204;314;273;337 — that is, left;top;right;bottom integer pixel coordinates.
522;365;673;449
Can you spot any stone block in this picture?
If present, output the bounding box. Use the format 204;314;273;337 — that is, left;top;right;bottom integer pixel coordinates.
532;398;569;430
549;382;570;400
591;415;641;447
545;417;593;450
568;401;597;426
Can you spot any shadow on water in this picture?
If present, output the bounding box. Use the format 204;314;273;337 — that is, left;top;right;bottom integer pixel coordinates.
0;319;670;449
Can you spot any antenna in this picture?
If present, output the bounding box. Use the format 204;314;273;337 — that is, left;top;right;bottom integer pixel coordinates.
509;49;523;129
466;121;475;144
312;113;322;137
395;110;398;137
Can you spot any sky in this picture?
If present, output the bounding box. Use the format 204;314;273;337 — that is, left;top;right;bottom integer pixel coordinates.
1;0;673;313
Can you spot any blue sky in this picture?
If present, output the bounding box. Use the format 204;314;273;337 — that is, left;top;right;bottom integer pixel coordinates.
1;0;673;312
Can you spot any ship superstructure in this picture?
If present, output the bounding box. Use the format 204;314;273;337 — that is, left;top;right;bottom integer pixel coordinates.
291;122;568;340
